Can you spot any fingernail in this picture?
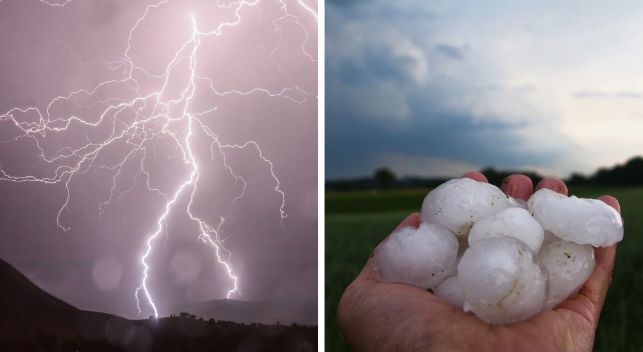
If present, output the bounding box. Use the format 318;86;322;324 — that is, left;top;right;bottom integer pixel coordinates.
599;195;620;213
536;178;568;195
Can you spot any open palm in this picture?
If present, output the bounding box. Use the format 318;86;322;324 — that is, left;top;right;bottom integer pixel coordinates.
338;173;619;352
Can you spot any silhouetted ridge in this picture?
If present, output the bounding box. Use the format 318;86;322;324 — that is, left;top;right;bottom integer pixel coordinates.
0;258;77;317
0;258;317;352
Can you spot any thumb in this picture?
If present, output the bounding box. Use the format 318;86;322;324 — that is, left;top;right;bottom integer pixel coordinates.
577;195;620;323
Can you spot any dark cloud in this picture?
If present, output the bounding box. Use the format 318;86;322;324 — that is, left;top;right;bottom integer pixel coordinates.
325;0;366;7
373;4;437;20
434;44;465;60
327;1;437;22
615;92;643;98
573;91;643;99
573;91;610;98
334;45;424;86
326;89;554;178
326;1;580;179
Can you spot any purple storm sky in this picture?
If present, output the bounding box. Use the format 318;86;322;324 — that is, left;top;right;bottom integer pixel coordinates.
0;0;317;323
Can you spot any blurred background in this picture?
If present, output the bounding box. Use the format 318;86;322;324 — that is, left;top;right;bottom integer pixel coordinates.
325;1;643;350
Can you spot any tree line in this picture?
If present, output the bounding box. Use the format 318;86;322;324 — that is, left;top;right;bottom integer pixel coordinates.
326;156;643;191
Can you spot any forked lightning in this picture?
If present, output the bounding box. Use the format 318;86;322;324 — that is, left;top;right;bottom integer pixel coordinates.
0;0;317;318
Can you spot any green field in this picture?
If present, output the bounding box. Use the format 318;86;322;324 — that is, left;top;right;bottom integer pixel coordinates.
326;186;643;351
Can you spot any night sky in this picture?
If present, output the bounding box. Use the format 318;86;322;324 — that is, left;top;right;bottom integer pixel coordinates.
0;0;317;322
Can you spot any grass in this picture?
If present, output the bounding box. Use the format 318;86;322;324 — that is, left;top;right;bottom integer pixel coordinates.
325;186;643;352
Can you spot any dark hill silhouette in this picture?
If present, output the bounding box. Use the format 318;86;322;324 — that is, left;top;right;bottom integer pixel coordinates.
0;258;316;352
0;255;77;316
172;298;317;326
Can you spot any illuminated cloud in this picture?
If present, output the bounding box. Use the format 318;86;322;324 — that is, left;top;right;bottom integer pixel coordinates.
0;0;317;322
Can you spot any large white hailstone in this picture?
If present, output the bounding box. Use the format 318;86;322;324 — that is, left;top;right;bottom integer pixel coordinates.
508;196;528;209
468;207;544;253
539;240;595;309
542;230;561;245
434;276;465;308
373;223;459;289
528;189;623;247
421;178;513;236
458;237;546;324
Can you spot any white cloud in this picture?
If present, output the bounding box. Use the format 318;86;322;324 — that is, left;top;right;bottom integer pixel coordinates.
388;34;428;84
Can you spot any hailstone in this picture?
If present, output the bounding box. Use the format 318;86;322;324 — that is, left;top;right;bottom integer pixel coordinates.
434;276;465;308
373;178;624;325
468;207;544;253
458;237;546;324
528;188;623;247
373;223;458;289
539;240;595;308
542;230;560;245
421;178;513;236
508;196;528;209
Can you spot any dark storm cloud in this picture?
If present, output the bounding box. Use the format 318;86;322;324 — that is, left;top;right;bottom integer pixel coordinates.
573;91;643;99
434;44;465;60
335;46;423;86
615;92;643;98
326;0;577;178
326;0;437;22
326;92;553;178
325;0;365;7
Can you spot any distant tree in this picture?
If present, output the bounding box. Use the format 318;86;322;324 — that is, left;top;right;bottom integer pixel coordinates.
594;167;611;184
593;156;643;185
481;167;543;187
568;172;589;186
374;167;397;189
480;167;501;185
622;156;643;184
329;155;643;192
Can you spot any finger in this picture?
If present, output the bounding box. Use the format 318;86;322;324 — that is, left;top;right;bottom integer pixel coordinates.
394;212;421;231
575;195;620;323
463;171;488;183
500;174;533;201
598;195;620;213
535;177;568;195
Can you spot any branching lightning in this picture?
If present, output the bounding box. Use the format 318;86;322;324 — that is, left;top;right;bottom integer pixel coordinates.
0;0;317;318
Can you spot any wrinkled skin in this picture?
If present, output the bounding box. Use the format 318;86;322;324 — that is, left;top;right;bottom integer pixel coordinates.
338;172;619;352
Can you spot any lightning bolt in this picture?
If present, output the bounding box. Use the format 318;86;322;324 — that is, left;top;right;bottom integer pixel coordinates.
0;0;317;318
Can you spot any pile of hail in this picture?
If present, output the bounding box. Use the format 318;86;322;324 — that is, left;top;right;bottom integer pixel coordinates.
373;178;624;324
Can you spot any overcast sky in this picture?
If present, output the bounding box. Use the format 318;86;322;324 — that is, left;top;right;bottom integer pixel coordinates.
327;0;643;179
0;0;317;322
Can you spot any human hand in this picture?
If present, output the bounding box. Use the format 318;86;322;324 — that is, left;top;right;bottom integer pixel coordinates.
337;172;619;352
